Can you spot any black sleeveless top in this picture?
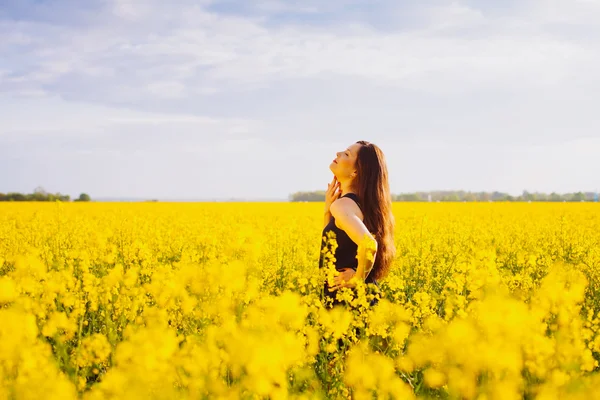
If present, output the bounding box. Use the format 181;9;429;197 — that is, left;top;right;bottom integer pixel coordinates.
319;193;378;286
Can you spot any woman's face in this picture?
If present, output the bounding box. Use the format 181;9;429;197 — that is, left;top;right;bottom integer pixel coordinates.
330;142;362;180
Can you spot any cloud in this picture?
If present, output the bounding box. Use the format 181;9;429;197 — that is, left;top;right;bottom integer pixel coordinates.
0;95;261;158
1;0;599;197
3;0;596;100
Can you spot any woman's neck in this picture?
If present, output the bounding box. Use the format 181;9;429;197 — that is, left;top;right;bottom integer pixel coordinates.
340;180;357;196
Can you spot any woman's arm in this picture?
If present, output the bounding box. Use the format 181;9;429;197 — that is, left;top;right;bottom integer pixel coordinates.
329;198;378;281
324;177;341;229
324;211;332;229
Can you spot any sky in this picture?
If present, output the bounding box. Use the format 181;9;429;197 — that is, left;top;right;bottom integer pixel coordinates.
1;0;599;200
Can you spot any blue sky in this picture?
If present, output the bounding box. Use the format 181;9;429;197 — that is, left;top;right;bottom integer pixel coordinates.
1;0;599;200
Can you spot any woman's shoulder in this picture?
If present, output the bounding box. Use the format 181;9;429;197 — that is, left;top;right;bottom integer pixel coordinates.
342;192;360;202
330;193;363;221
336;193;361;209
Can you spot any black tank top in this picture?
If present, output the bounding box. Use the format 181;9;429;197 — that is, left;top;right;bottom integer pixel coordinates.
319;193;377;285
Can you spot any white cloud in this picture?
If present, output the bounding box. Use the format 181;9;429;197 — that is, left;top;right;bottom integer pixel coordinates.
3;0;597;99
1;0;599;198
144;81;187;99
422;2;486;30
111;0;150;20
523;0;600;24
1;95;259;142
254;0;319;14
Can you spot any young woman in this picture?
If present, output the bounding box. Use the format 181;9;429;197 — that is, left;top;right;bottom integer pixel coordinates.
318;140;396;308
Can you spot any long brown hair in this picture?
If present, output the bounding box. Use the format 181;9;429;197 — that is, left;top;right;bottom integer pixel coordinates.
354;140;396;280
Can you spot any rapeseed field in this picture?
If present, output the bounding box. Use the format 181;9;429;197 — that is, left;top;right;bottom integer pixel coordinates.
1;202;599;399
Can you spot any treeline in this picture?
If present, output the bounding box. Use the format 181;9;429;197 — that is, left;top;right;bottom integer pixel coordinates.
0;188;91;202
394;190;598;202
288;191;327;202
289;190;599;202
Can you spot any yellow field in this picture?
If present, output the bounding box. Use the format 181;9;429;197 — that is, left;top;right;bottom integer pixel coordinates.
1;202;600;399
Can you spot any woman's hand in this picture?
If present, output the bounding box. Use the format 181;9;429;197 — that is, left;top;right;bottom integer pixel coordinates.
329;268;358;291
325;175;341;214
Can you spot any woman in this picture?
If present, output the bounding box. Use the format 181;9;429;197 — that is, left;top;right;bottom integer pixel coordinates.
318;140;396;308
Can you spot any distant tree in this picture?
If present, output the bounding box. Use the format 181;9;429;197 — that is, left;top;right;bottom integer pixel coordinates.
289;191;325;202
31;192;47;201
287;189;595;203
75;193;91;202
463;192;477;202
11;193;26;201
397;193;421;201
571;192;586;202
549;192;562;202
522;190;537;202
442;194;460;202
489;191;504;201
478;192;491;202
0;190;74;202
535;192;547;201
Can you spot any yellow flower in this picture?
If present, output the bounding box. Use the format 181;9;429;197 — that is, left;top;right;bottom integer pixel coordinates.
0;277;18;303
